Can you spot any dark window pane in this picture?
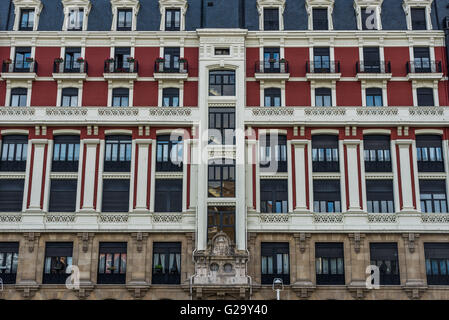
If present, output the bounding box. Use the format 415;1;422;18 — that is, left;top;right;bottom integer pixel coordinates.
102;179;130;212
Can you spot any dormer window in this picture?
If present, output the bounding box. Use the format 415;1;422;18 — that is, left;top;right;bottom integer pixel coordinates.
165;8;181;31
62;0;91;31
117;9;132;31
403;0;433;31
159;0;188;31
19;9;34;31
110;0;139;31
354;0;383;30
306;0;334;31
67;8;84;31
13;0;42;31
257;0;285;31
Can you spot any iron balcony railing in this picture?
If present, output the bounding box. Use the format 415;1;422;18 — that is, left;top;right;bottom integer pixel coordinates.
306;60;340;73
154;59;188;73
406;60;442;73
104;59;139;73
255;60;289;73
356;60;391;73
53;60;88;73
2;60;38;73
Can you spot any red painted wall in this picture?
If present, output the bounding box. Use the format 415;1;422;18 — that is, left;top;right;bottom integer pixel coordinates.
0;81;6;106
387;82;413;106
133;81;158;106
246;48;259;77
285;48;309;77
31;81;57;106
85;47;109;77
0;47;10;65
435;46;448;76
384;47;409;77
82;81;108;106
184;81;198;106
286;82;310;106
439;81;449;106
246;81;260;106
135;47;159;77
35;47;60;77
336;82;361;106
184;47;199;77
334;47;359;77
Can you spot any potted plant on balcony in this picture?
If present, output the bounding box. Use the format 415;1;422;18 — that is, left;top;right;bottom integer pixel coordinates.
26;57;34;63
154;264;163;274
55;57;64;73
279;58;287;73
77;57;85;72
156;57;165;72
106;57;115;72
179;58;187;73
4;58;12;72
127;56;135;72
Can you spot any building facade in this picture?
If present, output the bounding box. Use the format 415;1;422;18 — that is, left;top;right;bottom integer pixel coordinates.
0;0;449;300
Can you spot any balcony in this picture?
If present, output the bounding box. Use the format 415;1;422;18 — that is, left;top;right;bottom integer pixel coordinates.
406;61;443;81
153;59;188;80
356;61;392;80
364;161;392;173
306;61;341;80
52;59;88;80
1;59;37;80
254;60;290;80
103;59;139;80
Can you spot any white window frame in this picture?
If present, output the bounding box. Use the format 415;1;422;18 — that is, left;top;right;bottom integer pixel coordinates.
402;0;433;31
257;0;286;31
61;0;91;31
5;80;32;107
354;0;383;31
158;81;184;107
13;0;43;31
259;81;286;107
310;80;337;107
362;83;388;107
158;0;188;31
107;80;134;107
110;0;140;32
306;0;334;31
56;81;83;107
412;81;439;107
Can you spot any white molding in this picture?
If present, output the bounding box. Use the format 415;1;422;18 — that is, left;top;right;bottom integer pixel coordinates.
61;0;91;31
110;0;140;32
1;129;29;135
52;129;81;135
306;0;335;31
13;0;43;31
402;0;433;31
311;128;339;135
104;129;133;135
414;129;444;135
362;128;391;135
158;0;188;31
257;0;286;31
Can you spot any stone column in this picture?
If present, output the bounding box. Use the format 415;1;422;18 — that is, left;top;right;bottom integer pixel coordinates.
133;139;152;212
26;139;49;212
343;140;362;212
15;233;40;298
292;233;314;299
292;140;310;212
395;140;418;212
80;139;100;211
402;233;427;299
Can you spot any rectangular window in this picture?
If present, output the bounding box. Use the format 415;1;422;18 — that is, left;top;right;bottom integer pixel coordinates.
43;242;73;284
366;180;394;213
114;47;131;72
264;88;281;107
67;8;84;31
207;206;235;243
163;47;180;72
263;8;279;31
315;243;345;285
0;242;19;284
417;88;434;106
209;70;236;96
152;242;181;284
416;135;444;172
411;8;427;30
313;8;328;30
117;9;132;31
420;180;448;213
260;180;288;214
98;242;127;284
263;48;280;73
19;9;34;31
363;135;392;172
112;88;129;107
10;88;27;107
425;243;449;285
0;179;24;212
259;134;287;173
61;88;79;107
313;47;330;73
48;180;77;213
215;48;230;56
52;135;80;172
64;47;81;72
315;88;332;107
0;135;28;172
362;47;381;73
162;88;180;107
102;179;130;213
261;243;290;285
366;88;383;106
165;9;181;31
312;135;339;172
155;180;182;213
14;47;32;72
370;243;400;285
413;47;431;73
208;107;235;145
104;136;132;172
313;180;341;213
156;135;183;172
208;159;235;198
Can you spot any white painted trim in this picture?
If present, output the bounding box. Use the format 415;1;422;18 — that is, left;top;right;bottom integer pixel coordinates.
414;129;444;135
1;129;30;135
310;129;340;135
13;0;43;31
158;0;188;31
52;129;81;136
104;129;133;135
257;0;286;31
362;129;391;135
110;0;140;32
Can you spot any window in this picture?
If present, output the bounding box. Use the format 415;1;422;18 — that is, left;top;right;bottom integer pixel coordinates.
312;135;339;172
416;135;444;172
67;8;84;31
104;136;132;172
425;243;449;285
117;9;132;31
366;180;394;213
363;135;392;172
43;242;73;284
162;88;180;107
413;48;431;73
263;8;279;30
0;242;19;284
208;107;235;145
313;8;328;30
315;243;345;285
411;8;426;30
260;180;288;213
152;242;181;284
156;135;183;172
19;9;34;31
0;135;28;172
370;243;400;285
164;47;180;72
315;88;332;107
61;88;79;107
114;47;131;72
10;88;27;107
52;135;80;172
208;159;235;198
48;180;77;213
215;48;230;56
313;47;330;73
102;179;130;212
112;88;129;107
155;180;182;213
207;206;235;243
259;134;287;173
0;180;24;212
261;243;290;285
98;242;127;284
420;180;448;213
362;47;381;73
264;88;281;107
417;88;434;106
209;70;235;96
263;48;280;73
366;88;383;106
313;180;341;213
14;47;32;72
64;47;81;72
165;9;181;31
